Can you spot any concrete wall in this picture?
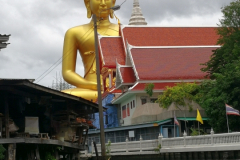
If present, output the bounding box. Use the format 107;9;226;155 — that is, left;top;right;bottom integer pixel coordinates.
90;152;240;160
120;93;159;126
119;95;136;126
118;93;206;127
156;101;206;121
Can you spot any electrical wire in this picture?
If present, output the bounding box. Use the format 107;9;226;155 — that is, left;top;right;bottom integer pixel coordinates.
35;19;104;84
120;0;127;6
35;25;95;83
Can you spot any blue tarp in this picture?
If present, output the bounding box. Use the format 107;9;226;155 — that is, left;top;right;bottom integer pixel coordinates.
92;94;119;129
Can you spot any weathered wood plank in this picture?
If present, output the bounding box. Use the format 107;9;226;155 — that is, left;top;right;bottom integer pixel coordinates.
35;145;40;160
4;95;9;138
0;138;87;150
83;129;88;146
78;128;83;146
55;150;60;160
0;118;2;138
0;138;24;144
8;144;16;160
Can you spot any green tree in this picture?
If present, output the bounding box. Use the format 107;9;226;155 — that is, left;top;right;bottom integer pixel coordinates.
197;61;240;132
201;0;240;78
0;145;6;160
157;82;200;111
198;0;240;133
144;83;155;97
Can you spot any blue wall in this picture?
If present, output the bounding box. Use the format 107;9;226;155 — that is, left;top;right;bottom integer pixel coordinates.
92;94;119;129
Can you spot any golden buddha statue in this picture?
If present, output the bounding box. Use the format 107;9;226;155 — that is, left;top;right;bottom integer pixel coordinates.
62;0;119;101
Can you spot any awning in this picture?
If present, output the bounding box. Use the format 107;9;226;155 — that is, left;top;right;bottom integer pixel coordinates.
177;117;208;121
151;119;172;126
88;119;171;134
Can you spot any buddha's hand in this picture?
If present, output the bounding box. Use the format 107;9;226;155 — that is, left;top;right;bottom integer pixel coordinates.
76;79;101;91
84;51;95;55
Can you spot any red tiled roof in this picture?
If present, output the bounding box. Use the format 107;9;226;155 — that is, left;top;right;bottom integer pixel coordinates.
122;27;219;46
100;37;125;68
120;67;136;83
101;87;122;99
131;82;177;91
110;88;122;93
131;47;218;80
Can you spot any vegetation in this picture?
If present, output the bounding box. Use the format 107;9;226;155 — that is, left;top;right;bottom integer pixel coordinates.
44;152;56;160
106;140;112;160
144;83;155;97
0;145;6;160
198;0;240;132
190;128;206;136
201;0;240;78
154;144;161;153
157;1;240;133
39;145;58;160
197;62;240;132
156;82;200;111
106;140;111;155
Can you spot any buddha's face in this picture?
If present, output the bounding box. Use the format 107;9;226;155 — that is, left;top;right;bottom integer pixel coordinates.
85;0;116;18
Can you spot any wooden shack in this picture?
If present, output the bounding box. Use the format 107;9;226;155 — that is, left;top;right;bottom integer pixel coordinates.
0;79;100;160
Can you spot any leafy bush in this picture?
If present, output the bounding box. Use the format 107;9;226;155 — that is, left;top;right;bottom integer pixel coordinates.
144;83;155;97
157;82;200;111
0;145;6;160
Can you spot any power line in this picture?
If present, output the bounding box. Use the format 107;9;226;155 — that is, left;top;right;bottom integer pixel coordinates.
35;19;104;84
35;27;94;83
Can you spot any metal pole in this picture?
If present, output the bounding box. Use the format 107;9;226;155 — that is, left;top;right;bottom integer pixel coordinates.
174;111;175;137
226;113;229;133
93;14;106;157
184;112;187;135
93;141;99;160
198;121;200;135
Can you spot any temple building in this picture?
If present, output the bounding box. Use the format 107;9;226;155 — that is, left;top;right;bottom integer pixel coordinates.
88;24;219;150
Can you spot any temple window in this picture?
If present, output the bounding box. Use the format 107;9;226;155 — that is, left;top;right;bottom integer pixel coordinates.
150;98;158;103
141;98;147;105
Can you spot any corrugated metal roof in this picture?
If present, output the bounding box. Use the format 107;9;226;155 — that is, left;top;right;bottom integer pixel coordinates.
0;79;100;110
0;78;35;82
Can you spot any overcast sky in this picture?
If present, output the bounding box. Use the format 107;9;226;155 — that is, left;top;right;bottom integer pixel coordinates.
0;0;234;87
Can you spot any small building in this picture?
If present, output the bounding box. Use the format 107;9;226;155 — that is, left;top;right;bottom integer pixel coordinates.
0;34;10;51
0;79;100;159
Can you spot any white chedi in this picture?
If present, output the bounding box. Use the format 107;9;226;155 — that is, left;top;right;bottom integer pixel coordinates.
129;0;147;25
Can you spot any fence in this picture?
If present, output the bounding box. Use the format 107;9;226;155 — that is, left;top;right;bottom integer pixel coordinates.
161;129;240;148
89;129;240;155
92;136;160;155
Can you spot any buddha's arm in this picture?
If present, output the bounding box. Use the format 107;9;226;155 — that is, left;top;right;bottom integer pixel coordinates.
62;29;97;90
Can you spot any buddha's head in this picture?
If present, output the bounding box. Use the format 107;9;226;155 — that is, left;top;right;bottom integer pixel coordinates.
84;0;116;19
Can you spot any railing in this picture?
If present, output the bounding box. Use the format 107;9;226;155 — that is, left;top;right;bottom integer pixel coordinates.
162;129;240;148
90;129;240;155
92;136;160;155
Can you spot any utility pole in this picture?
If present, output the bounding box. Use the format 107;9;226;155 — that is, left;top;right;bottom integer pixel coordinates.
93;14;106;157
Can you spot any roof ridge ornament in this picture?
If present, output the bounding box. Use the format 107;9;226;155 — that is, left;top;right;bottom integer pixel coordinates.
128;0;147;25
126;40;135;51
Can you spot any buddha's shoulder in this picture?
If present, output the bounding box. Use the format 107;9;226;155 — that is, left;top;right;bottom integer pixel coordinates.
65;24;92;35
109;23;119;31
105;23;119;36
